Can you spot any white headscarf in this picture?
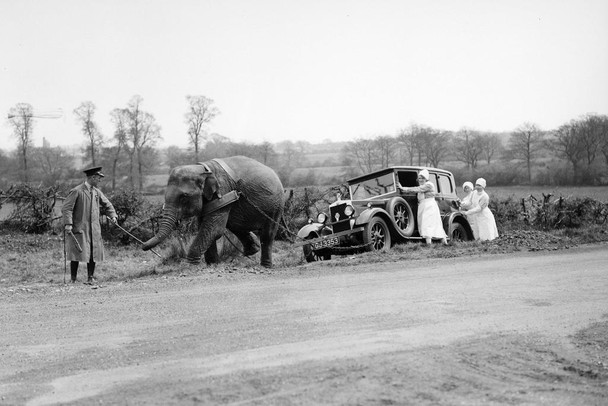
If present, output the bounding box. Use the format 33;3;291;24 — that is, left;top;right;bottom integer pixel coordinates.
418;169;430;180
463;181;474;191
475;178;487;188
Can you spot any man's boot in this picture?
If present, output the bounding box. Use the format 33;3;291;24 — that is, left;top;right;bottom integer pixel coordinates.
70;261;78;283
86;262;96;285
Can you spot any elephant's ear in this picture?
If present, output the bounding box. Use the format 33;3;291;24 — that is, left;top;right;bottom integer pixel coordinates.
203;174;220;201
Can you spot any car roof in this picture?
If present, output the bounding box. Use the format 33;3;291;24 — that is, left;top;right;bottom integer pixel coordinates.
347;166;454;184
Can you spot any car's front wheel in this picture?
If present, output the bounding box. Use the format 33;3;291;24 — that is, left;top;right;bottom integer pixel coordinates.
302;235;332;262
449;222;470;241
362;217;391;252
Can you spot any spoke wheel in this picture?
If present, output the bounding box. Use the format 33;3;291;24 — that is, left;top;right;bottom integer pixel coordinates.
363;217;391;252
388;197;415;238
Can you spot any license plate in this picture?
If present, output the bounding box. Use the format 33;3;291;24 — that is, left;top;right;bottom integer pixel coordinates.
311;236;339;250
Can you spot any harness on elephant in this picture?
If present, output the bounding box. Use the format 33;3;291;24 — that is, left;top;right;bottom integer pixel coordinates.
198;159;241;215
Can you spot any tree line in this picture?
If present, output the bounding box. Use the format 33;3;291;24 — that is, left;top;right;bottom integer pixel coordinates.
2;94;608;189
342;114;608;186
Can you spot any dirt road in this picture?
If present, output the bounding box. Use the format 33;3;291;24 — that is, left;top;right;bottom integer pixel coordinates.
1;245;608;405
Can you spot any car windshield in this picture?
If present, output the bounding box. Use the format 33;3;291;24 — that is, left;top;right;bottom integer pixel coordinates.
350;173;395;200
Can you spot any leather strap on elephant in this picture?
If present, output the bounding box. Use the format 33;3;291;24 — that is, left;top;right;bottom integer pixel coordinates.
211;158;240;182
196;159;241;215
202;190;240;215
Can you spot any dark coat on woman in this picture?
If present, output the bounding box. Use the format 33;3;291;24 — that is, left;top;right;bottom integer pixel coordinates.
62;183;116;262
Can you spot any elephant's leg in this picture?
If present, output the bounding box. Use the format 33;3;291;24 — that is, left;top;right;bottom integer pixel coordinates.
258;215;281;268
186;209;230;264
230;230;260;256
204;238;220;264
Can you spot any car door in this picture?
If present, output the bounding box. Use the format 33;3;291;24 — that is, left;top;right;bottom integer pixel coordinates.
434;172;453;214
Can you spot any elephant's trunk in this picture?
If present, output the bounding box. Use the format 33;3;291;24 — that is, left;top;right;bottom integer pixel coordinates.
142;205;179;251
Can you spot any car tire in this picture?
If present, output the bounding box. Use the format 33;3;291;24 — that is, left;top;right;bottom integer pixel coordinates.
363;217;391;252
449;222;470;241
302;234;332;262
387;197;415;238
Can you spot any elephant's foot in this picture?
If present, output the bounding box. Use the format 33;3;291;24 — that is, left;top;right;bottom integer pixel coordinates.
204;249;220;264
260;259;272;268
241;232;260;256
186;254;202;264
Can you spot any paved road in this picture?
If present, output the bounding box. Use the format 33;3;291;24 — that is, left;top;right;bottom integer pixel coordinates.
1;245;608;405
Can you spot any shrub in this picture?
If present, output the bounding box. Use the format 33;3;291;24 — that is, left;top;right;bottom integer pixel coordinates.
103;189;163;245
0;183;68;233
280;186;338;241
496;194;608;231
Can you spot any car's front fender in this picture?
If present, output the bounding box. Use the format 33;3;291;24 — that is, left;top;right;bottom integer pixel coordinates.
443;212;474;237
297;223;332;239
354;208;389;226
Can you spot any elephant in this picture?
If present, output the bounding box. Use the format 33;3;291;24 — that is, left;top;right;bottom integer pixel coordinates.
142;156;284;268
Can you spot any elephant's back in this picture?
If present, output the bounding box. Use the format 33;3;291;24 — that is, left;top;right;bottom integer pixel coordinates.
222;156;283;191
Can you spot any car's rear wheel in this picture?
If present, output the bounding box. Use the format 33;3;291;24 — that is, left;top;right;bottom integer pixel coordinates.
449;222;470;241
302;235;332;262
388;197;415;238
363;217;391;252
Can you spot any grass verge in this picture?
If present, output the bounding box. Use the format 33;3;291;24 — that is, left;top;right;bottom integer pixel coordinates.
1;224;607;289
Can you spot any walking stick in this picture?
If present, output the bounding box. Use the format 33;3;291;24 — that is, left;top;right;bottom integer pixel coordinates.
63;229;67;285
113;222;162;258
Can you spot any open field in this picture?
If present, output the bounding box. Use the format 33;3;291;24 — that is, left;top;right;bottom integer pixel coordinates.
488;186;608;201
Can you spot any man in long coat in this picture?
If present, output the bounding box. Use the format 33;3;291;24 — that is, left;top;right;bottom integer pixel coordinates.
62;166;117;284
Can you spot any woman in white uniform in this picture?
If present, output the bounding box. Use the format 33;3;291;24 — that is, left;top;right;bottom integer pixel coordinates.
399;169;448;246
458;181;477;239
463;178;499;241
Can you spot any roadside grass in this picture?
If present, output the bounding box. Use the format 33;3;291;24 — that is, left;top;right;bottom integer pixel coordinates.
2;224;607;289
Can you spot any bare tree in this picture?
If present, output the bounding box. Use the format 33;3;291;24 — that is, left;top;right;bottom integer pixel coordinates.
593;114;608;167
185;95;220;161
374;135;397;168
396;126;421;165
124;96;162;190
258;141;276;165
30;146;72;186
7;103;35;181
550;121;585;181
73;101;103;166
454;127;484;169
109;108;130;191
578;114;604;167
344;138;378;173
422;129;450;168
481;133;503;165
508;123;544;184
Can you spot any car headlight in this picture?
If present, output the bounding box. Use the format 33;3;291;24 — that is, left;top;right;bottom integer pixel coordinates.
317;213;328;224
344;205;355;216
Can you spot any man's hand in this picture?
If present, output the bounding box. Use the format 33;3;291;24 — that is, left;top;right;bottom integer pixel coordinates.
110;217;118;225
65;225;72;232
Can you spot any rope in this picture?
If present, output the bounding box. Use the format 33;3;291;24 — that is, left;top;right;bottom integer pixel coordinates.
236;188;375;254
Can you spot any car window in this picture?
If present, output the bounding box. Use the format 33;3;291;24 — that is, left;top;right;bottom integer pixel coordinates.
397;171;418;187
437;174;453;195
350;173;395;199
428;173;438;192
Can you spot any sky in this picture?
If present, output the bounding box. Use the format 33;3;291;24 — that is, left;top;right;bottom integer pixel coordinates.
1;0;607;150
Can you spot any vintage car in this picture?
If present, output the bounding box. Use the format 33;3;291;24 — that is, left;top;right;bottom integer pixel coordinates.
296;166;473;262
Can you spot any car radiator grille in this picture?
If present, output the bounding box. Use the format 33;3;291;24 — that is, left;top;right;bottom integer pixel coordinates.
330;203;351;233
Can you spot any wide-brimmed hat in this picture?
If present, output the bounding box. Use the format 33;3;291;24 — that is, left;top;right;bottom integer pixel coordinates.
83;166;105;177
475;178;486;188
